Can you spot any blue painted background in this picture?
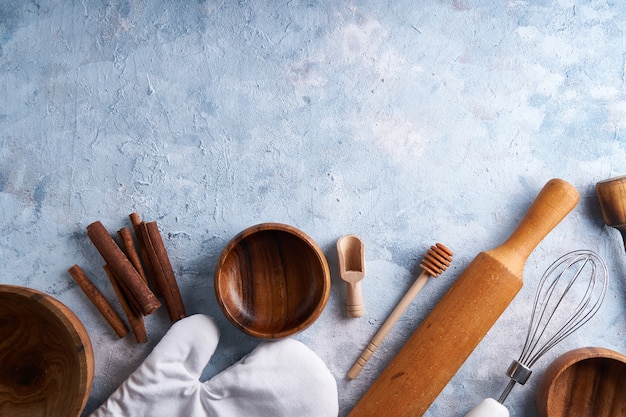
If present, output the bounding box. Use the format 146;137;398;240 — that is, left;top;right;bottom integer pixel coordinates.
2;1;626;416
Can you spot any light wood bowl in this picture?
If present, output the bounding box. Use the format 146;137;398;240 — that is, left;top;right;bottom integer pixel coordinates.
0;285;94;417
536;346;626;417
214;223;331;339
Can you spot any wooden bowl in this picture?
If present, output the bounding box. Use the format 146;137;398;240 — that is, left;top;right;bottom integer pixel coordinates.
536;347;626;417
0;285;94;417
214;223;331;339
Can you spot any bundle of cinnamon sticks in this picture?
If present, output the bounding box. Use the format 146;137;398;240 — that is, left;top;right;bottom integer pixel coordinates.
69;212;186;343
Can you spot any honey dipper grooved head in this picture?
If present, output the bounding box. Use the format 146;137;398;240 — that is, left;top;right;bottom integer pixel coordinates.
420;243;453;277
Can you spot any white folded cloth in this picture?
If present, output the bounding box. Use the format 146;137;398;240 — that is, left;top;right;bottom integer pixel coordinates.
90;314;338;417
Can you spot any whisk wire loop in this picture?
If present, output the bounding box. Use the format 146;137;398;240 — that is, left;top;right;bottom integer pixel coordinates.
498;250;608;404
530;258;604;365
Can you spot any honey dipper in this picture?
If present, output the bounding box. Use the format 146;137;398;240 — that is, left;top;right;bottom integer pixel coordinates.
347;243;453;379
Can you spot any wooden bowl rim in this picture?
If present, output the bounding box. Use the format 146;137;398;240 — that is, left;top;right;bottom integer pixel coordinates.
536;346;626;417
597;174;626;185
0;284;95;417
214;223;331;339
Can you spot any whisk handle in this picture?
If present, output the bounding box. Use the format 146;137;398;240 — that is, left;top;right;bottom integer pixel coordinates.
464;398;509;417
491;179;579;274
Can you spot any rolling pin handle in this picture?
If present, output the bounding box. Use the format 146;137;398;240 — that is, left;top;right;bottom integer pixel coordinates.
491;178;579;274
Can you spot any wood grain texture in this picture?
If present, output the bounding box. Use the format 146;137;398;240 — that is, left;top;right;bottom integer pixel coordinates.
596;175;626;251
536;347;626;417
0;285;94;417
349;178;579;417
214;223;330;339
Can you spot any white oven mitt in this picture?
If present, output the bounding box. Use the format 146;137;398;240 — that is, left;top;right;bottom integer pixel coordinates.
90;314;338;417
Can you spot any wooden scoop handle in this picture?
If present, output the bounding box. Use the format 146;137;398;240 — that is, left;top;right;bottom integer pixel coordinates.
346;279;364;318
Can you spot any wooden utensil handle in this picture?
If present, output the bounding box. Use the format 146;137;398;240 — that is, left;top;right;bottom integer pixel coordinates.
596;175;626;227
596;175;626;251
348;272;429;379
346;281;364;318
492;178;579;275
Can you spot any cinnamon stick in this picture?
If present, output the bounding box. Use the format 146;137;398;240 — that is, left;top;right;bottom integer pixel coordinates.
106;262;144;315
140;221;186;321
86;221;161;315
117;227;147;284
68;264;129;338
104;265;148;343
129;213;161;296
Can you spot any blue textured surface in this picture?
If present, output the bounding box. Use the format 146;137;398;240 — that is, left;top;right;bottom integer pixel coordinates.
1;1;626;416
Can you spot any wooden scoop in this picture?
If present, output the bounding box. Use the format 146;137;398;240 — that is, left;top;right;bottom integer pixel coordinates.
337;235;366;318
596;175;626;251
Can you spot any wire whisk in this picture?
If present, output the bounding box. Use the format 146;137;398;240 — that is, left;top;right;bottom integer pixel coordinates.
497;250;608;404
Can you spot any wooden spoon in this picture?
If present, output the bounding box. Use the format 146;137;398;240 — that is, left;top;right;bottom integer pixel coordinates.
596;175;626;251
337;234;366;318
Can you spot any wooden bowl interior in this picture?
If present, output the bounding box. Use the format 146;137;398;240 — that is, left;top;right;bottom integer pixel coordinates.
215;225;330;338
537;347;626;417
0;285;94;417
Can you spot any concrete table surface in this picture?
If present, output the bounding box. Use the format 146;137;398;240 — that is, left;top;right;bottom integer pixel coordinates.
1;1;625;416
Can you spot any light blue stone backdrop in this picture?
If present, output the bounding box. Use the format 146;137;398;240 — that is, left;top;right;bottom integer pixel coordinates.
1;1;626;416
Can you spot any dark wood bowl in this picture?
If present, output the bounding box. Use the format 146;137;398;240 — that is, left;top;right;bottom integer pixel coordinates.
0;285;94;417
214;223;331;339
536;346;626;417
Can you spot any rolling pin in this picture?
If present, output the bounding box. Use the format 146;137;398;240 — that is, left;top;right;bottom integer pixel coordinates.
348;178;579;417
